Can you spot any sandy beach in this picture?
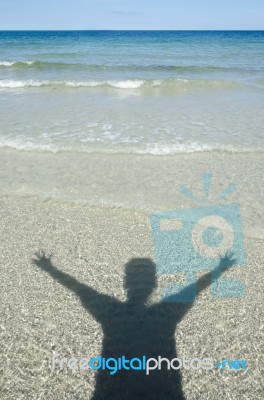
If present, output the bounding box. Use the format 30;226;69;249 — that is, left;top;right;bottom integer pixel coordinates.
0;29;263;399
0;151;263;399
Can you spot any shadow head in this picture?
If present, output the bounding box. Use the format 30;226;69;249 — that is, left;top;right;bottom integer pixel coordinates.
124;258;157;303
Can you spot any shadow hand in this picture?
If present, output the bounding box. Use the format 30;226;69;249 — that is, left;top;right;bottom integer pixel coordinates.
32;250;53;269
216;252;236;274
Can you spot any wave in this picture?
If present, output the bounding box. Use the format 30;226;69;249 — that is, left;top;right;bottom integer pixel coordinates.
0;79;145;89
0;78;245;91
0;60;78;69
0;60;35;67
0;60;259;73
0;138;262;156
135;143;264;155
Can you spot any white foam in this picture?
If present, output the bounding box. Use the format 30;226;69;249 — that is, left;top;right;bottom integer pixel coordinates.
0;80;48;88
0;138;59;152
0;79;145;89
0;137;260;156
66;80;145;89
107;80;145;89
137;142;214;155
136;142;264;155
0;61;15;66
0;78;243;91
0;60;35;66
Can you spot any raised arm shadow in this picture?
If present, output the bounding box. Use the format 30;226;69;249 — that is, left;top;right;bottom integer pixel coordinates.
33;251;236;400
32;251;118;322
157;253;236;320
33;251;236;324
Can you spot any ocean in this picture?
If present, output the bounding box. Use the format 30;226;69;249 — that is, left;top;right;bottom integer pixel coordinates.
0;31;263;225
0;31;263;155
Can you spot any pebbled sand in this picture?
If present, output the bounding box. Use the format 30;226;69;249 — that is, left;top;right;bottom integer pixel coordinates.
0;196;263;399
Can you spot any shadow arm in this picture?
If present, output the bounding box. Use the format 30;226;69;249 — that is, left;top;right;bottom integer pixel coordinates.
32;251;116;320
33;251;90;293
194;254;236;298
163;254;236;318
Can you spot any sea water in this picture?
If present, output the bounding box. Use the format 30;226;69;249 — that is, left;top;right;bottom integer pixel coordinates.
0;31;263;231
0;31;263;154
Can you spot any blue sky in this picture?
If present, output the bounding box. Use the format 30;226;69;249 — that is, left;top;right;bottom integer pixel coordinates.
1;0;263;30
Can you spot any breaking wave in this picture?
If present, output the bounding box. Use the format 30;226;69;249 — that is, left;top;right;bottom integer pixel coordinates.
0;78;245;91
0;138;262;156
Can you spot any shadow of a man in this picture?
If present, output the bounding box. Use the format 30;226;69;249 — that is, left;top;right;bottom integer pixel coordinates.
33;253;234;400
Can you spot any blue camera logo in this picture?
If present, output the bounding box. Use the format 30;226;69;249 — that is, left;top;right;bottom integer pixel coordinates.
151;173;246;302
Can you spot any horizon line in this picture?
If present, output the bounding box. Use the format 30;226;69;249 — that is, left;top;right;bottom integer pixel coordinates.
0;29;263;32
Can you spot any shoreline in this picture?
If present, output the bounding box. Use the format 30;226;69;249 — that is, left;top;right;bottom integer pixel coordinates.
1;148;263;239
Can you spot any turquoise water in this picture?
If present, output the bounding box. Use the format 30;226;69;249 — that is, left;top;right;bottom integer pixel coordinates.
0;31;263;154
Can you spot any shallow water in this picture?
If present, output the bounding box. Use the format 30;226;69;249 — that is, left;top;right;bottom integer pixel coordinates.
0;31;263;236
0;31;263;154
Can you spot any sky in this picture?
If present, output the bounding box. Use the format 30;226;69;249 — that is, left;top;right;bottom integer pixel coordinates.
0;0;263;30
